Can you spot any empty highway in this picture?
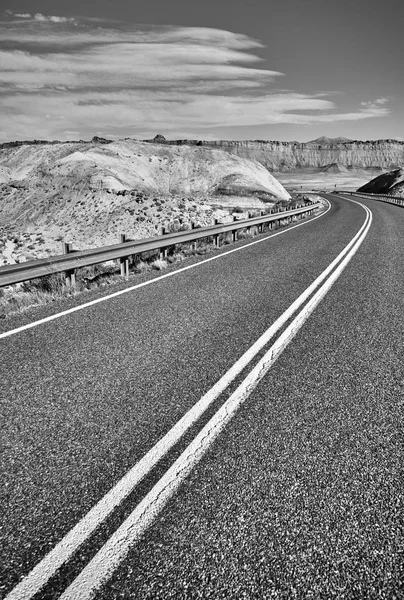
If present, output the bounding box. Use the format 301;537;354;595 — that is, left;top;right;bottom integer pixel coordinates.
1;194;403;599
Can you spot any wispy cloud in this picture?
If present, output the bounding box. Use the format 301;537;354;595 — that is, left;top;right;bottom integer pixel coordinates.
7;11;76;24
360;97;390;110
0;12;391;141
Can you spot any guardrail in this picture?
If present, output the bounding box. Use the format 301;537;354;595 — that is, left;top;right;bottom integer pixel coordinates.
342;191;404;208
0;202;320;288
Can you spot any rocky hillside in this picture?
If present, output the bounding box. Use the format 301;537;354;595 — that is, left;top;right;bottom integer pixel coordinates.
0;138;289;199
358;168;404;197
146;136;404;171
0;139;290;265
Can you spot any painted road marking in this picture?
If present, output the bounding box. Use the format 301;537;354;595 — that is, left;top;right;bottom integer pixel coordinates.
59;202;372;600
5;198;370;600
0;202;330;340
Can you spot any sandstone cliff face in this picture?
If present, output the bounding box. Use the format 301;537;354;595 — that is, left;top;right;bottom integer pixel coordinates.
146;138;404;171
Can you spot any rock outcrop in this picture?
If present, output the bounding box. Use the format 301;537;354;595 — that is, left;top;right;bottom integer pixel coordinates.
358;168;404;197
0;138;290;199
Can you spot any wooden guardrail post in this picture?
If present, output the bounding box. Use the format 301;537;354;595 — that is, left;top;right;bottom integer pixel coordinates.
119;234;129;278
62;242;75;289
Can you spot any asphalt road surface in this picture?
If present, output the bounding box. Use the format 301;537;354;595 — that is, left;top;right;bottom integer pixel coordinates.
1;194;403;599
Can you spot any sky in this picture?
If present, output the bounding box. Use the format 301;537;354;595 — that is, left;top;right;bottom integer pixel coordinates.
0;0;403;142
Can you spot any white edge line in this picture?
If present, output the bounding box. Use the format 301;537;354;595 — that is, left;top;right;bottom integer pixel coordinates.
5;198;371;600
0;202;330;340
59;202;372;600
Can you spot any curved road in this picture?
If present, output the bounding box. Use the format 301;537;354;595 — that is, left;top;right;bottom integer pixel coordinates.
1;194;403;598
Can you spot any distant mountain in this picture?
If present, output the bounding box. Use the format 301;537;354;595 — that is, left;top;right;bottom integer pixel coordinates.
2;137;404;172
358;168;404;197
307;136;353;145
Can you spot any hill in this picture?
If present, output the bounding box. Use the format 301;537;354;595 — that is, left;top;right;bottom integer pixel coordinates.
319;163;349;173
0;138;289;198
307;137;353;145
358;168;404;197
0;139;290;265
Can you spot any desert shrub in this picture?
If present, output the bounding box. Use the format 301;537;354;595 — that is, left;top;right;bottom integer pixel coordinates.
238;228;255;240
151;258;168;271
21;273;64;294
135;260;151;273
195;240;211;254
167;252;185;264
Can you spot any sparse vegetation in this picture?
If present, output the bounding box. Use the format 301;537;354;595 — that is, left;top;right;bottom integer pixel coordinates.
0;180;321;319
151;258;168;271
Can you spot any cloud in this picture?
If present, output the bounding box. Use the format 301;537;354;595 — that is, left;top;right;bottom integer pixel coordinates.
9;11;76;24
0;15;391;141
361;97;390;110
35;13;76;23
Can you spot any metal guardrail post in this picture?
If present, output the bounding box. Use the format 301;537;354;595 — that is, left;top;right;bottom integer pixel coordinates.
160;227;168;260
268;209;273;229
62;242;76;289
259;211;265;232
247;212;252;235
119;234;129;278
232;216;237;242
190;221;197;251
214;219;220;248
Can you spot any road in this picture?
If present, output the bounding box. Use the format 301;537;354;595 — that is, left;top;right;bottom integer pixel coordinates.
1;194;403;599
